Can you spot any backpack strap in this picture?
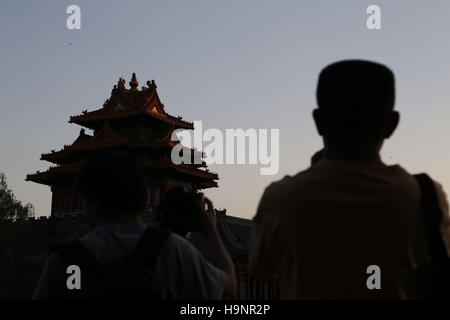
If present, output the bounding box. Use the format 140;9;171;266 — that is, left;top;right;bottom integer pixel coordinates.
129;226;170;269
414;173;448;262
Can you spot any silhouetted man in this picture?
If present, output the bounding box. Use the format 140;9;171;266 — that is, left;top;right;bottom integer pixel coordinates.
33;150;236;299
249;60;450;299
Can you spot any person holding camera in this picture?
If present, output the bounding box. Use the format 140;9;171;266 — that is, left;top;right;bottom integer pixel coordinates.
158;187;214;238
158;187;237;296
33;151;236;300
158;187;237;293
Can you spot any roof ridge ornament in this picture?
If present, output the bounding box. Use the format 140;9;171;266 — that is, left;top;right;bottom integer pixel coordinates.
146;79;157;90
129;72;139;90
117;77;126;90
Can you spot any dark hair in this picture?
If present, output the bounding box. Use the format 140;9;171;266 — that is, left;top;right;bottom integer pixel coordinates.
158;187;203;236
78;150;147;217
316;60;395;143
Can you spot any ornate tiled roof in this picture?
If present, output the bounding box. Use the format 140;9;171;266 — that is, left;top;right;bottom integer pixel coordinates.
69;74;193;130
41;124;205;166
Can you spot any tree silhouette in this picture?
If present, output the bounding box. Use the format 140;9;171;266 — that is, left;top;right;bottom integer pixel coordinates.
0;173;34;222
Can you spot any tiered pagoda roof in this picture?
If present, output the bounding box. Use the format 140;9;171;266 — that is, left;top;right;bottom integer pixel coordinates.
27;73;218;189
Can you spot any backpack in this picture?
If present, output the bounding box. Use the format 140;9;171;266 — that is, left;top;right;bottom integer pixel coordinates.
414;174;450;299
49;226;170;300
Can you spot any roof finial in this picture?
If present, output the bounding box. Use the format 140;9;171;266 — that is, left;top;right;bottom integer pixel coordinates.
129;72;139;90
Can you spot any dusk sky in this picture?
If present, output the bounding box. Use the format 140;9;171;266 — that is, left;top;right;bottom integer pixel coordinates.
1;0;450;219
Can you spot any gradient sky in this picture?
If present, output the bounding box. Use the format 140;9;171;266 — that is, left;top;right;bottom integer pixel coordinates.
1;0;450;219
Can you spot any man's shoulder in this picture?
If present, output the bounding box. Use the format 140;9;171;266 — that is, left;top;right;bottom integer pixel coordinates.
158;233;225;284
78;224;200;260
165;232;197;253
262;162;420;200
264;162;337;190
161;232;206;264
265;171;304;191
262;167;315;197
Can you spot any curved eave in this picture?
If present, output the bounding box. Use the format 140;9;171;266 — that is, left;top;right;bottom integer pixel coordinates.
67;141;125;151
149;111;193;130
26;172;56;186
40;141;176;162
171;163;219;180
40;151;70;164
197;180;218;189
67;140;175;152
26;162;84;185
26;170;75;186
141;158;219;187
69;108;193;130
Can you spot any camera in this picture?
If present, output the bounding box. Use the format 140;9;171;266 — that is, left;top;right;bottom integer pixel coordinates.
158;187;207;237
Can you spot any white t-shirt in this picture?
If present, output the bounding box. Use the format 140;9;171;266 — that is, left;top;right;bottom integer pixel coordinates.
250;159;450;299
33;224;227;300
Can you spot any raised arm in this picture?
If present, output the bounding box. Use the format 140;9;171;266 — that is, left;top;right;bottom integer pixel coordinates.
201;197;237;299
